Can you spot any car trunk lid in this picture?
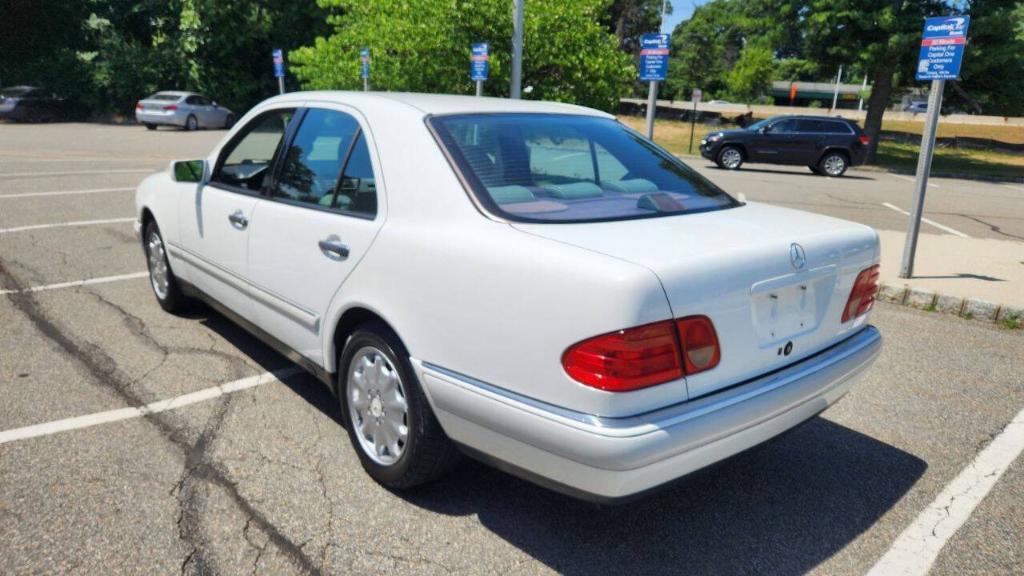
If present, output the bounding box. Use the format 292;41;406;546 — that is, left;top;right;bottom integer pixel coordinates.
512;201;879;399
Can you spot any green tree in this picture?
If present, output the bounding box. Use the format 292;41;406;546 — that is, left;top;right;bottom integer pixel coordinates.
290;0;635;111
804;0;945;163
947;0;1024;116
606;0;672;53
0;0;94;113
724;44;776;101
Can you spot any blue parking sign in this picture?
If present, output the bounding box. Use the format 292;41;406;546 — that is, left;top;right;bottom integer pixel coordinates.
272;49;285;78
470;43;489;81
639;34;669;82
360;48;370;80
916;16;969;81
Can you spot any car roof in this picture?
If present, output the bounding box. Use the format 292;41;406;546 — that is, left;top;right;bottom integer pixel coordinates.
269;91;613;119
767;115;855;122
153;91;197;97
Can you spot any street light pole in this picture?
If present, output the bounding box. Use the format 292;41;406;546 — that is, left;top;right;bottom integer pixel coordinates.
511;0;524;99
899;79;945;279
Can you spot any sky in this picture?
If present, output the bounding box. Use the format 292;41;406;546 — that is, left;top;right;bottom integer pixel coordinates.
660;0;708;34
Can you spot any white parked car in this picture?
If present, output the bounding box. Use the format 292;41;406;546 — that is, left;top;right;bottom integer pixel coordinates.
135;92;882;502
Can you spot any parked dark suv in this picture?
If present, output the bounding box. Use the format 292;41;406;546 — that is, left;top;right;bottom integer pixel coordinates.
0;86;68;122
699;115;870;177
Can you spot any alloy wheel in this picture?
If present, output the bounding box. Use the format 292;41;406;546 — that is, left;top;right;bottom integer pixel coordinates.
146;231;170;300
347;346;409;466
720;147;742;169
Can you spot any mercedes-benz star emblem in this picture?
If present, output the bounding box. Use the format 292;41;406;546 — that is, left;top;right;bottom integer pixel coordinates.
790;243;807;270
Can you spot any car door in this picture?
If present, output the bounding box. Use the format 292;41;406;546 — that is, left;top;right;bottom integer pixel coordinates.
748;119;796;162
195;96;220;127
247;105;385;365
793;119;830;164
174;107;296;319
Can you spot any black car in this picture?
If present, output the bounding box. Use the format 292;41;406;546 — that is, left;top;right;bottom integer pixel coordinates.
0;86;67;122
699;115;870;177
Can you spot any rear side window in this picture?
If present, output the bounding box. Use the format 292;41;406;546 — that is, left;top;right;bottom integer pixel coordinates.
431;114;736;223
797;119;854;134
274;108;360;206
273;108;377;217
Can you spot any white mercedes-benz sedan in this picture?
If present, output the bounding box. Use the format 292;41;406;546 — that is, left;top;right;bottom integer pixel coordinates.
134;92;882;502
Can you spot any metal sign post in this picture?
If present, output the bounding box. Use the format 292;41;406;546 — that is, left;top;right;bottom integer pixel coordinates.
360;48;370;92
470;42;489;96
272;49;285;94
688;88;701;154
511;0;524;99
639;33;670;140
899;15;970;279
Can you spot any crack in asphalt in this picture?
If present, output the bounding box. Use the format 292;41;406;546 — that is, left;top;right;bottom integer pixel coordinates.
0;259;324;576
947;213;1024;241
81;287;253;382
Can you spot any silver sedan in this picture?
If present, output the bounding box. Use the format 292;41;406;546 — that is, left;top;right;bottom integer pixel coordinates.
134;91;234;130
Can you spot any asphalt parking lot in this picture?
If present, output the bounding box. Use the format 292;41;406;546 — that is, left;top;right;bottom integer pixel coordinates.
1;122;1022;575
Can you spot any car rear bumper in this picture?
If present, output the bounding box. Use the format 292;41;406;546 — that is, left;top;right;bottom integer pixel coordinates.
135;110;185;126
416;325;881;502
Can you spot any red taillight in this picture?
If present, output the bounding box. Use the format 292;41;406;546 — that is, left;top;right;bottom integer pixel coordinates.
163;104;178;111
858;135;870;146
135;102;143;110
562;316;721;392
677;315;721;375
562;320;682;392
842;265;880;323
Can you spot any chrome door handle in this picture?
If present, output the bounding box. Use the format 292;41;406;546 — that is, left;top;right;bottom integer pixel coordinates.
228;210;248;229
318;237;349;259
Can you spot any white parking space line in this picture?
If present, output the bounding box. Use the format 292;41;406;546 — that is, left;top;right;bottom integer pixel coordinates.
0;368;302;445
0;168;152;179
867;406;1024;576
892;173;940;188
1001;183;1024;193
0;272;149;295
0;217;135;234
881;202;971;238
0;187;134;199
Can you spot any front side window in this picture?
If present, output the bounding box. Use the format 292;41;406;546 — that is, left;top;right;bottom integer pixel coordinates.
766;119;798;134
213;108;294;192
431;114;737;223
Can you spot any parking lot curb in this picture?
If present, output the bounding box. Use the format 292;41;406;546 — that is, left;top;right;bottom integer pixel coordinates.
878;282;1024;327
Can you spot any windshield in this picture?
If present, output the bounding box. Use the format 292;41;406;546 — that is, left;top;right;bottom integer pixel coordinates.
149;93;181;101
430;114;738;223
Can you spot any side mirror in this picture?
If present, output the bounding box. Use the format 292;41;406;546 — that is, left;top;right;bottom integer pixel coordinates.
758;126;768;134
212;101;218;107
171;159;208;183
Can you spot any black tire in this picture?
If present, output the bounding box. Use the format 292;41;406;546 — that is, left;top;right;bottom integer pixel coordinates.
338;322;460;489
142;220;188;314
716;145;744;170
818;151;849;177
223;114;235;129
185;115;198;131
145;123;157;131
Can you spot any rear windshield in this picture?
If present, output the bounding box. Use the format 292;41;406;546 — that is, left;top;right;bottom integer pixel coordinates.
149;93;181;101
430;114;738;223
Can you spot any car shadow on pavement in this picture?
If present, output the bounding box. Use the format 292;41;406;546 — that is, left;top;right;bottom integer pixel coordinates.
704;164;877;181
402;418;926;576
194;307;926;576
